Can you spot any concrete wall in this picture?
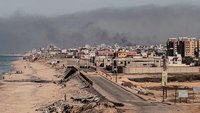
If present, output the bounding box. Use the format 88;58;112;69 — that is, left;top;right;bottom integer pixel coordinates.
123;67;200;74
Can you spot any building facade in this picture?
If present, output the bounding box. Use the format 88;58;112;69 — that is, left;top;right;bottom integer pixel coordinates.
167;37;200;58
167;38;177;56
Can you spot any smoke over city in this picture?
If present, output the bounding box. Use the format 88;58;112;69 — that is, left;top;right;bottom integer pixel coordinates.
0;5;200;53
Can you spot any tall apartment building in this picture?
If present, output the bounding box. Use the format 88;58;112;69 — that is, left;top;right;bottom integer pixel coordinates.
167;37;200;58
196;39;200;58
167;38;177;56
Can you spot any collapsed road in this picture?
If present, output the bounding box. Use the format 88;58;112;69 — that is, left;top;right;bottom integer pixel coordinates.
82;71;154;107
78;68;184;113
63;58;182;113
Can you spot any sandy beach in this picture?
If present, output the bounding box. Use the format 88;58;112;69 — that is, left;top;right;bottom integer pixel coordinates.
0;59;94;113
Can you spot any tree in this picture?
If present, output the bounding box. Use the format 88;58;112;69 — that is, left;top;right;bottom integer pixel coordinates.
182;56;193;65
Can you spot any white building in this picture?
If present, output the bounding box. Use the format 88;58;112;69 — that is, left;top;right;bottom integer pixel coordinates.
168;54;186;66
61;49;67;53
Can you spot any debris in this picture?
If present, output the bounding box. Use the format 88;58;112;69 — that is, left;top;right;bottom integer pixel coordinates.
53;68;78;88
121;81;134;88
54;74;63;78
36;100;73;113
71;95;101;104
15;70;23;74
79;102;97;112
107;102;120;107
51;59;60;65
137;87;154;96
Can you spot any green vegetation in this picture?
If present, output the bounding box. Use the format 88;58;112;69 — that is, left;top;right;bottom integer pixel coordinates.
182;56;193;65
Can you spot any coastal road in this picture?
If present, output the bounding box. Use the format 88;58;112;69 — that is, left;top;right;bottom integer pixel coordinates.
83;71;184;113
64;60;154;105
66;59;191;113
87;74;153;106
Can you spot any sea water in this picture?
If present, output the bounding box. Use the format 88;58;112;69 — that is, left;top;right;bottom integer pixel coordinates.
0;56;20;79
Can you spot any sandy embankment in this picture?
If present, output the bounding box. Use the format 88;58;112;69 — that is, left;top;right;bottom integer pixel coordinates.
0;59;91;113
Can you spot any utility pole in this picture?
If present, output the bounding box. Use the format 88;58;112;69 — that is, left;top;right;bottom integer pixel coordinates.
162;55;168;102
86;59;88;69
115;68;118;83
113;59;118;83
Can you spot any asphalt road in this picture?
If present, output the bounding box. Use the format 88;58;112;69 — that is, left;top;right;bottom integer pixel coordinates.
64;59;188;113
63;60;157;106
86;73;185;113
87;75;155;106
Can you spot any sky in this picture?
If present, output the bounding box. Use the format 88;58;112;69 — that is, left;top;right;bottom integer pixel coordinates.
0;0;199;17
1;0;200;53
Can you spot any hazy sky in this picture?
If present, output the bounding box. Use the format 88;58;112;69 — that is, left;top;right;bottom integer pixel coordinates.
0;0;199;17
0;0;200;53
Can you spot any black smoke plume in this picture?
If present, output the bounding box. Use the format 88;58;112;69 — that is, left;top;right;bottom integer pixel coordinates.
0;5;200;53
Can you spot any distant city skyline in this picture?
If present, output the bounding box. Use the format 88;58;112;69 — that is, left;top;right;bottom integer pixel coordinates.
0;0;199;17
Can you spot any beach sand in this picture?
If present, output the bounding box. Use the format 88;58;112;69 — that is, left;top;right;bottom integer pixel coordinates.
0;60;92;113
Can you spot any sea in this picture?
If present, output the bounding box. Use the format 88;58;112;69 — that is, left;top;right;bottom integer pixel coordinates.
0;56;20;79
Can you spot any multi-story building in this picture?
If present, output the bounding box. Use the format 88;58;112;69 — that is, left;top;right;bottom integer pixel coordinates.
167;38;177;56
167;37;200;58
179;37;197;57
196;39;200;58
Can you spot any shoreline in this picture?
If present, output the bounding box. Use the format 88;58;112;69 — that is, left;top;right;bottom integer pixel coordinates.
0;58;115;113
0;59;84;113
0;56;22;78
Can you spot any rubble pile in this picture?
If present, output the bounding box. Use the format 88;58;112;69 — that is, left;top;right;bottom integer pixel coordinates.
36;95;117;113
71;95;101;104
77;101;117;113
36;100;73;113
